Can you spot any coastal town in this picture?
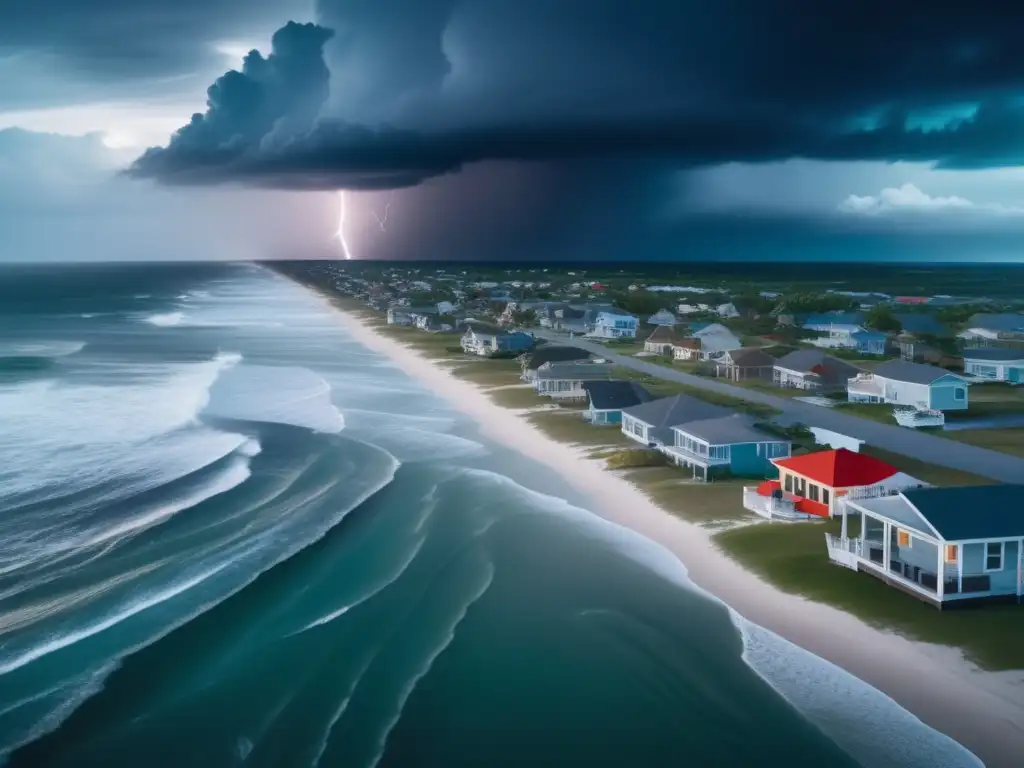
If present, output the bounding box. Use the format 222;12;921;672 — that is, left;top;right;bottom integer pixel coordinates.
275;259;1024;671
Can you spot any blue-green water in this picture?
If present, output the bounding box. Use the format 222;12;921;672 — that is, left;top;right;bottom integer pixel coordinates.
0;263;978;767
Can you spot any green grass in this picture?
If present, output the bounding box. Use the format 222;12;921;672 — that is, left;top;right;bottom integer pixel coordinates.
945;427;1024;457
604;449;666;469
487;386;547;409
859;445;990;486
714;519;1024;670
832;402;899;425
448;360;523;386
618;468;748;525
526;411;632;447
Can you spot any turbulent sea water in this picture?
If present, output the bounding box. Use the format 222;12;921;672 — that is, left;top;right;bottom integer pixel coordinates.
0;262;980;768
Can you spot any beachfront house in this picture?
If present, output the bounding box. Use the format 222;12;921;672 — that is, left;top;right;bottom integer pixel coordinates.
672;323;742;361
461;323;534;357
520;346;591;382
672;338;703;361
621;394;731;448
772;349;862;392
533;360;614;400
742;448;924;521
386;307;414;326
847;360;970;411
826;484;1024;608
581;381;653;425
958;313;1024;344
663;414;791;481
710;348;776;382
647;309;678;326
644;325;677;355
588;309;639;339
962;348;1024;384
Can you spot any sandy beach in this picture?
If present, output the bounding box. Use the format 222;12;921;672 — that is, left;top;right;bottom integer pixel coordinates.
326;301;1024;767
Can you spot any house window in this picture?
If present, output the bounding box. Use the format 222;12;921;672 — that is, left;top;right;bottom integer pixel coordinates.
896;529;911;547
985;542;1004;572
809;484;819;502
822;488;830;506
944;544;958;564
784;474;793;492
954;388;966;401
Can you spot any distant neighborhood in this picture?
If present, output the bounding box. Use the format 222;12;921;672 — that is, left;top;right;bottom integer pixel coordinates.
280;261;1024;612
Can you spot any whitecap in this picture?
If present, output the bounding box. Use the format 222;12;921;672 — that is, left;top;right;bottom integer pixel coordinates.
0;341;85;359
143;311;184;327
205;364;345;433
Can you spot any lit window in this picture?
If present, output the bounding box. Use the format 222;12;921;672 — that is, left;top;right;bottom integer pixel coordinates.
897;529;910;547
985;542;1004;572
944;544;958;564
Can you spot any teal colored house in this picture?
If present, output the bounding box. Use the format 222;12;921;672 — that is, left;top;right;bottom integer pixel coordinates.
847;360;969;411
962;348;1024;384
850;330;887;355
829;485;1024;608
662;414;791;482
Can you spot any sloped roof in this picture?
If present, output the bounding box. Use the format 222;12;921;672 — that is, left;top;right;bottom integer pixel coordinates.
894;313;951;337
803;312;865;327
967;313;1024;333
872;359;964;385
962;348;1024;362
621;394;731;429
724;347;776;367
902;485;1024;540
535;362;614;380
673;338;701;350
463;322;504;336
524;346;591;370
674;414;780;445
645;325;676;343
582;381;653;410
773;448;899;488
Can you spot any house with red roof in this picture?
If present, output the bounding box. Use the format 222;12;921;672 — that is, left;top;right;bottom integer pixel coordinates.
741;448;925;521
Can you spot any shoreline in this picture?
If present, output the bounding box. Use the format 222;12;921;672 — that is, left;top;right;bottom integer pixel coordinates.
316;297;1022;765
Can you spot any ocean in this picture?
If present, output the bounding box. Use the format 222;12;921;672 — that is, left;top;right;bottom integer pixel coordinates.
0;262;979;768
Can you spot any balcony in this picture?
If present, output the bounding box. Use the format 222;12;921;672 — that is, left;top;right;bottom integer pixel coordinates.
662;443;729;468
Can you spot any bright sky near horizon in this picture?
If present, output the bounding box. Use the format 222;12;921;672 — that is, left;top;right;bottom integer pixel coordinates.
5;1;1024;262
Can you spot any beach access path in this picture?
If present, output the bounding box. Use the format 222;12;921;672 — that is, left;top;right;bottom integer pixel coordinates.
535;330;1024;484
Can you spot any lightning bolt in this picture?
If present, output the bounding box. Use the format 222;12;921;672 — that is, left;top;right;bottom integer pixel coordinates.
372;192;394;232
334;190;353;259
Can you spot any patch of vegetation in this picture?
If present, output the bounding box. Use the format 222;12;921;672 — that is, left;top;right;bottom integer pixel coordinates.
604;449;666;469
526;411;632;447
714;518;1024;671
619;468;748;525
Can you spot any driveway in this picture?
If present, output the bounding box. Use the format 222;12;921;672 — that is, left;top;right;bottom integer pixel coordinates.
536;331;1024;483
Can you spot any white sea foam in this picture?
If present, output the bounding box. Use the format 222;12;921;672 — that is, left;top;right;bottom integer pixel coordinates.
0;554;244;676
367;426;487;462
367;558;496;768
143;311;184;327
0;351;243;503
732;615;983;768
0;340;85;358
450;468;980;768
206;364;345;433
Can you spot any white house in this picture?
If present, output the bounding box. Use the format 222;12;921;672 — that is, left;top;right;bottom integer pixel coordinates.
962;348;1024;384
436;300;456;315
677;303;711;315
847;360;969;411
386;307;414;326
716;303;740;318
691;323;742;359
647;309;678;326
588;310;638;339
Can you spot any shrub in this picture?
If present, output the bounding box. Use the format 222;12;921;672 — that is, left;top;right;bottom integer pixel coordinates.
605;449;666;469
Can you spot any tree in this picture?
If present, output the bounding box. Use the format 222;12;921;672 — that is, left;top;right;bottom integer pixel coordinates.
866;306;902;333
511;308;538;327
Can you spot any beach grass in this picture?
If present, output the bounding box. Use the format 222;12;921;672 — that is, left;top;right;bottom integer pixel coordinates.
526;411;633;448
945;427;1024;457
620;469;748;525
714;519;1024;670
487;386;548;409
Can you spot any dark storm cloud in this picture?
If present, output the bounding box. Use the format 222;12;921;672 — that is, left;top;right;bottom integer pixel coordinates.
129;0;1024;189
0;0;311;108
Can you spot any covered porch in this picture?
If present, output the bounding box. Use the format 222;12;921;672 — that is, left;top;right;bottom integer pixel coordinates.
742;480;821;521
661;444;729;481
825;505;1000;608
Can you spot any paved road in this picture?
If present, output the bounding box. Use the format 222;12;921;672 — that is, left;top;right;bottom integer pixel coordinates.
536;331;1024;484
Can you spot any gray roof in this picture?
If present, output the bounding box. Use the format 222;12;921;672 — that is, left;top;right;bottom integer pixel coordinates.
622;394;732;444
902;485;1024;540
962;348;1024;362
967;313;1024;333
524;346;591;370
723;347;776;367
774;349;862;383
583;381;653;410
535;361;614;380
871;359;964;385
673;414;782;446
